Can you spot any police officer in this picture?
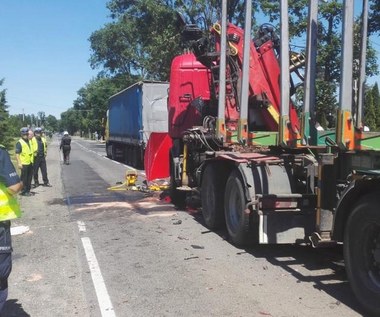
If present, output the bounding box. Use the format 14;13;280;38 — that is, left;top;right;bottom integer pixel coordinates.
60;131;71;165
31;128;51;187
0;143;23;313
27;129;34;143
15;127;34;196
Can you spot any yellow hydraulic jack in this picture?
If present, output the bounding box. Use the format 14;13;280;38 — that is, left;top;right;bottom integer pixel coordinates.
107;169;169;192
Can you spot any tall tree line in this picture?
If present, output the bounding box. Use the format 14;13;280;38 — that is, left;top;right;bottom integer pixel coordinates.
70;0;380;133
0;78;59;149
364;83;380;131
0;79;13;148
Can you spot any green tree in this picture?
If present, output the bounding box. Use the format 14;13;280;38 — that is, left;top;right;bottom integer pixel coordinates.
90;0;183;80
72;76;130;136
8;114;24;137
60;109;82;136
90;0;264;81
45;115;59;132
364;87;377;130
37;111;46;127
173;0;254;30
85;0;379;132
260;0;309;38
369;0;380;35
260;0;379;128
315;80;338;128
0;79;14;149
371;82;380;129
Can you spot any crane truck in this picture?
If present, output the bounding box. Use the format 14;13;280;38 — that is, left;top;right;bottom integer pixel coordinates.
145;0;380;314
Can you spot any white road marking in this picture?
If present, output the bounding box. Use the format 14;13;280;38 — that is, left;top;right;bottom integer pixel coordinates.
81;237;116;317
77;221;86;232
11;225;30;236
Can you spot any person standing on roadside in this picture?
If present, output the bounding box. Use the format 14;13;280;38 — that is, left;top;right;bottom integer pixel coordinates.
28;129;37;188
0;143;23;314
31;128;51;187
15;128;34;196
27;129;34;143
60;131;71;165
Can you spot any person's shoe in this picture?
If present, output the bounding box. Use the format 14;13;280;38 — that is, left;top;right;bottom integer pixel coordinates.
20;192;32;197
43;183;52;187
32;183;40;188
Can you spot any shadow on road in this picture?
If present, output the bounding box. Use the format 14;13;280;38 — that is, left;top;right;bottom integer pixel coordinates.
244;244;367;314
2;299;30;316
187;209;370;316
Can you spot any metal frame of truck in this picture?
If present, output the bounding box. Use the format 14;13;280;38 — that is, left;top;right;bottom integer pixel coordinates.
158;0;380;314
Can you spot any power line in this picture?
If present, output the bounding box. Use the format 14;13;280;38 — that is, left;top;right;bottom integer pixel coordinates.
7;94;71;110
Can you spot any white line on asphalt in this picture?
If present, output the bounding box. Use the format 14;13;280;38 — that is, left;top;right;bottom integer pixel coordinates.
81;237;116;317
77;221;86;232
10;225;30;236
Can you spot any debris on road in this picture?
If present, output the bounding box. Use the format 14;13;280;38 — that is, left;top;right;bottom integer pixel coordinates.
11;226;30;236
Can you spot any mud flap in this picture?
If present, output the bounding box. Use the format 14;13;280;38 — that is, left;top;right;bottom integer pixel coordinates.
259;212;315;244
144;132;172;181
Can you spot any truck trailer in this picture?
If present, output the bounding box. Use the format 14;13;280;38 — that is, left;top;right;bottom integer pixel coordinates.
105;81;169;168
146;0;380;315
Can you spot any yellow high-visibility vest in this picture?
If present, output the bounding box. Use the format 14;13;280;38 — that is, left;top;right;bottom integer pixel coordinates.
41;137;47;156
18;138;33;164
30;137;37;157
31;137;47;157
0;183;22;221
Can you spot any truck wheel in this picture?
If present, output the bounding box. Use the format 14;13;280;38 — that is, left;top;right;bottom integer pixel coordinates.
169;159;186;209
224;169;251;246
134;147;142;169
201;164;225;229
344;193;380;316
106;143;112;158
126;146;132;165
111;145;116;160
132;146;138;168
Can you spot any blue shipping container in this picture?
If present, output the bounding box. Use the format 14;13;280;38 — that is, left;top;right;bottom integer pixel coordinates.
108;81;169;145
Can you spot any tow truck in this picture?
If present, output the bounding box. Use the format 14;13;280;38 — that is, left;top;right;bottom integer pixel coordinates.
145;0;380;314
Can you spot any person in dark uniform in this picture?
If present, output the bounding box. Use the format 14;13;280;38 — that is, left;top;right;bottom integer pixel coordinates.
60;131;71;165
31;128;51;187
0;144;23;313
15;127;34;196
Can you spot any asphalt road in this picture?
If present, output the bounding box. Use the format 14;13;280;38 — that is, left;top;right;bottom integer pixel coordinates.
3;136;367;317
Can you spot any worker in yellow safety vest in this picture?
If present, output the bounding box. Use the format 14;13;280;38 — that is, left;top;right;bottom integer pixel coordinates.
31;127;51;187
0;143;22;313
15;127;34;196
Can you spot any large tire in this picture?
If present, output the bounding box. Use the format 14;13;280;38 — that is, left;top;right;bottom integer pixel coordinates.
201;164;225;229
169;158;186;209
344;193;380;316
224;169;252;246
111;144;116;160
131;146;138;168
106;143;112;158
125;145;132;165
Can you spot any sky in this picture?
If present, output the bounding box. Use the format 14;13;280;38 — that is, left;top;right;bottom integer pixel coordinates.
0;0;111;119
0;1;379;120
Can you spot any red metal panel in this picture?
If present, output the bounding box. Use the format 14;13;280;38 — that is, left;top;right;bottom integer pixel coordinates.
213;23;300;133
258;43;300;133
144;132;172;181
168;53;211;139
